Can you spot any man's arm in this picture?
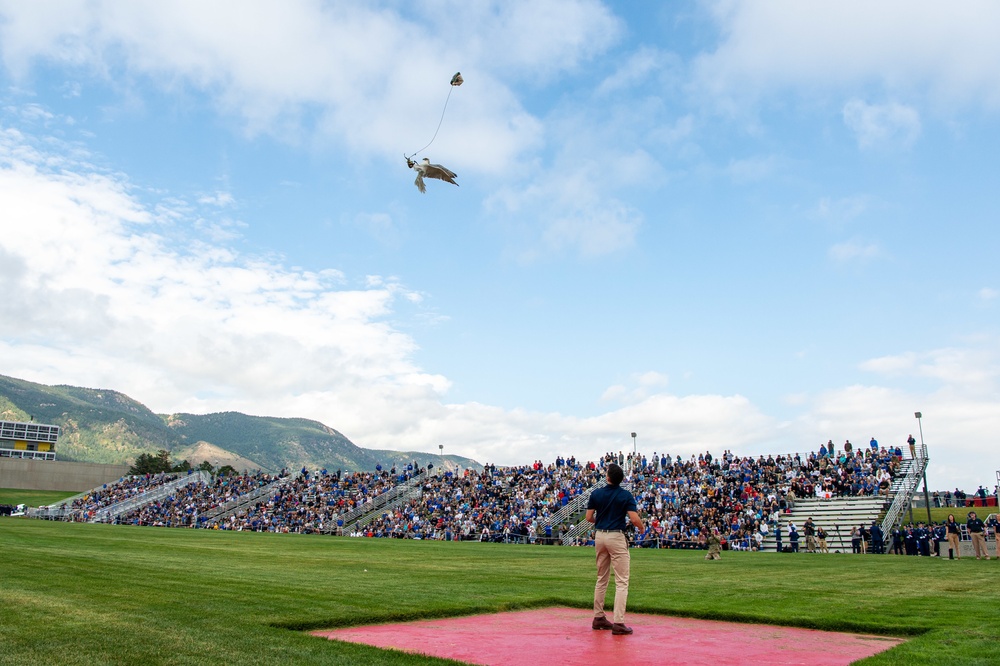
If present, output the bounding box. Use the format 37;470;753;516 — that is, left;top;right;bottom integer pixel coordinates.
585;509;596;524
627;510;644;532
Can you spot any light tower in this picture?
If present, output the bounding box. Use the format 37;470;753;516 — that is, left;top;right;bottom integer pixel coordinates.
915;412;931;524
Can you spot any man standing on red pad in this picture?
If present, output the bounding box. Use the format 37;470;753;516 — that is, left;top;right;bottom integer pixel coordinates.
586;463;644;635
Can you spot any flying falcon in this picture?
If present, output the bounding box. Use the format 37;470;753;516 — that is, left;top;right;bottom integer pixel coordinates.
409;157;458;193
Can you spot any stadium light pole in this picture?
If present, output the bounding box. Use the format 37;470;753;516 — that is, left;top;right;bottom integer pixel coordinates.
631;432;637;457
439;444;444;470
915;412;932;524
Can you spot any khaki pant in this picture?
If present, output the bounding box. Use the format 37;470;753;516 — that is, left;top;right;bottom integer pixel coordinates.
947;533;961;559
594;531;630;624
970;532;989;559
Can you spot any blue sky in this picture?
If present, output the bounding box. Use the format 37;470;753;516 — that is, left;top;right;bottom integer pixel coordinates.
0;1;997;492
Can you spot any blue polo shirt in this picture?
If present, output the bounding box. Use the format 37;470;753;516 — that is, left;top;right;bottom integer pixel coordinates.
587;484;637;530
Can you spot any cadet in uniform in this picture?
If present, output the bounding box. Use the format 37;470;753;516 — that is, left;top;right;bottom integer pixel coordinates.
705;528;722;560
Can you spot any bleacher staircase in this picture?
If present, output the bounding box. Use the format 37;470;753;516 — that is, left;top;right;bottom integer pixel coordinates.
760;452;928;553
337;471;429;534
88;471;212;523
198;474;294;526
559;479;639;545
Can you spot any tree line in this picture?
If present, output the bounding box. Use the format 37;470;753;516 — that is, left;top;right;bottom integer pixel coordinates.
129;449;237;476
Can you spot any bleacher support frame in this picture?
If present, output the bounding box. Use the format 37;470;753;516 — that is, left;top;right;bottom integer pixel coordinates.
197;474;293;526
879;442;929;538
88;471;212;523
559;479;638;546
337;471;428;534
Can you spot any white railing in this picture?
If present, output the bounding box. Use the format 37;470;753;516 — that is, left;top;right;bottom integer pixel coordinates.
344;482;427;533
542;471;606;530
880;445;928;537
560;481;633;545
336;471;428;531
89;471;211;523
198;474;293;525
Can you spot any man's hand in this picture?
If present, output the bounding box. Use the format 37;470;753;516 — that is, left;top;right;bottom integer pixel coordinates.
628;510;644;532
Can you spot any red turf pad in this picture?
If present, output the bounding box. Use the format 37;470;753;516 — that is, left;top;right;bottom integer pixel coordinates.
311;606;904;665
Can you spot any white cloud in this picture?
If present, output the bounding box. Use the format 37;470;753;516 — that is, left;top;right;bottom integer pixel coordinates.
351;211;402;248
861;342;1000;395
1;120;777;471
829;239;881;263
812;195;870;224
595;46;681;97
842;99;921;149
978;287;998;302
600;371;670;404
797;383;1000;492
2;124;995;492
1;3;997;495
695;0;1000;109
541;202;642;258
648;114;695;146
725;154;779;183
860;352;918;376
486;156;645;260
484;98;661;259
0;122;444;428
197;190;235;207
0;1;618;174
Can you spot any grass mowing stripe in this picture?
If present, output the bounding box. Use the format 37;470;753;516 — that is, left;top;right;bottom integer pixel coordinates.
2;518;998;665
0;488;77;506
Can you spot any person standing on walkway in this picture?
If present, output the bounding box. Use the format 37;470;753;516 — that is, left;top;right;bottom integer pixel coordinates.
586;463;644;635
816;526;829;553
967;511;989;560
871;521;885;555
989;514;1000;559
804;517;817;553
945;514;961;559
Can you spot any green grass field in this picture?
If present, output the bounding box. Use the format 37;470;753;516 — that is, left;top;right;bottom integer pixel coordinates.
2;519;998;665
0;489;77;507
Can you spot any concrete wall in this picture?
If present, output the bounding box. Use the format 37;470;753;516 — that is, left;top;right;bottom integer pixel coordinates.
0;459;132;492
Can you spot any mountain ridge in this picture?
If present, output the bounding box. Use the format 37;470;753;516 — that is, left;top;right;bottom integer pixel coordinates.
0;374;479;473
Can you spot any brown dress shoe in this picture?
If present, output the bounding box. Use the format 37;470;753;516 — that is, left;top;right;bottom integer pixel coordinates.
612;623;633;635
592;616;615;630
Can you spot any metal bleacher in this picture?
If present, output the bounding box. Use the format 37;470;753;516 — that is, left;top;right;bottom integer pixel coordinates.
80;471;212;523
761;495;887;552
559;478;637;546
760;452;928;553
197;473;294;526
337;470;429;534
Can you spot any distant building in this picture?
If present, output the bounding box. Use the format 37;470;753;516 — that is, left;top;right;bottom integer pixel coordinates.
0;420;59;461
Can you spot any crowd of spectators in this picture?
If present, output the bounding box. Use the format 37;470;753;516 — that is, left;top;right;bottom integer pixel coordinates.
66;463;428;529
53;438;986;554
203;465;424;532
351;457;599;541
68;473;184;521
115;470;288;527
596;444;902;550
